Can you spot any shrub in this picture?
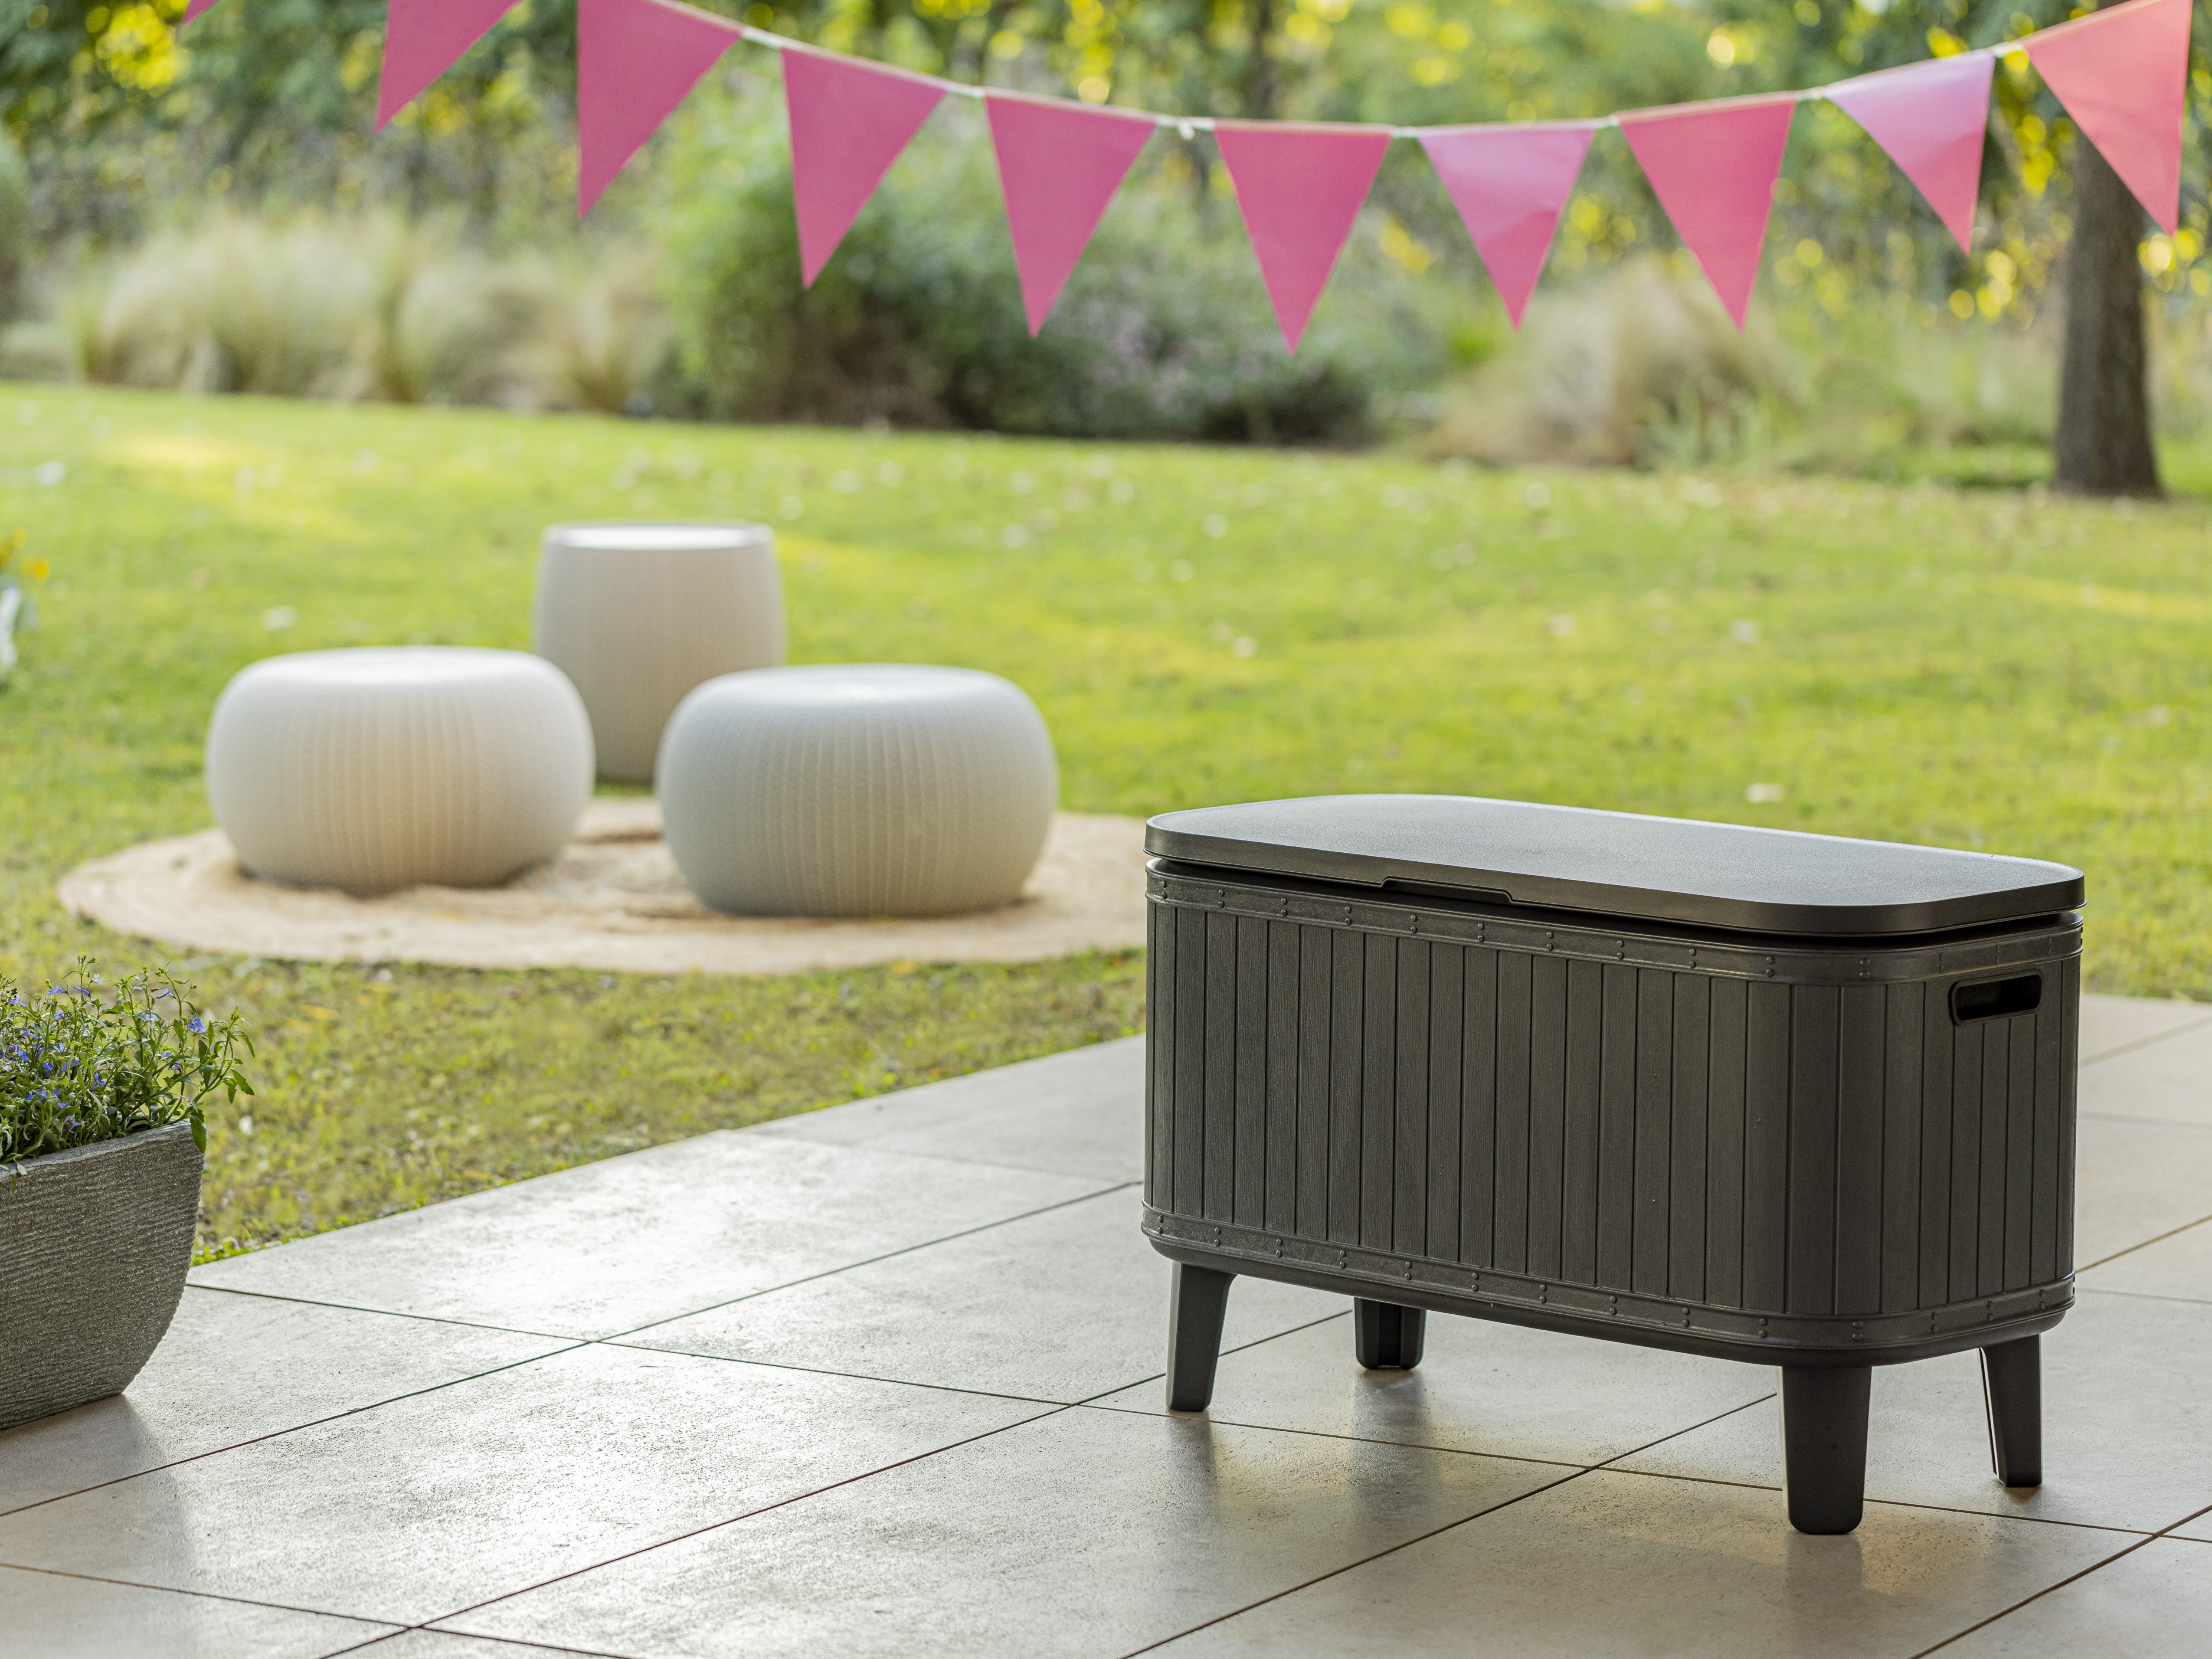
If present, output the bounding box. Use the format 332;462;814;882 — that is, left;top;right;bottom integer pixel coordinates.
655;85;1469;442
0;962;253;1163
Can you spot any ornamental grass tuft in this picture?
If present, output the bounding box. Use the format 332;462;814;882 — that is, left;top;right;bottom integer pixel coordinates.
0;960;253;1162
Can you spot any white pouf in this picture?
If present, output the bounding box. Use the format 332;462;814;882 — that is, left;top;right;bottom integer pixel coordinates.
658;665;1057;917
206;648;593;896
533;521;785;783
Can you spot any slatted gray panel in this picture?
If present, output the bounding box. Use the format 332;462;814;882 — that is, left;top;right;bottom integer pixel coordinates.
1919;983;1954;1310
1528;956;1568;1281
1232;914;1268;1230
1296;924;1332;1242
1597;963;1637;1290
1880;981;1924;1312
1947;1020;1982;1304
2031;965;2064;1285
1706;977;1748;1308
1668;975;1711;1304
1461;947;1499;1270
1173;905;1207;1218
1976;1022;2009;1298
1360;933;1397;1252
1633;968;1674;1297
1836;985;1885;1316
1743;982;1791;1313
1562;958;1603;1287
1264;920;1301;1234
1329;930;1365;1245
2058;956;2080;1274
1787;986;1840;1316
1493;951;1531;1275
1426;943;1466;1264
1203;911;1238;1224
1394;939;1431;1259
2004;1009;2037;1292
1146;901;1173;1211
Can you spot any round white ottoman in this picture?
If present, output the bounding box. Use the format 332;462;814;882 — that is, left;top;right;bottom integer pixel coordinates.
533;521;785;783
658;665;1057;917
206;648;593;896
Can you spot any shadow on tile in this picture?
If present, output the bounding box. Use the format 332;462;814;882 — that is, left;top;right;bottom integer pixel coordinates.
0;1343;1050;1628
630;1188;1338;1403
1942;1536;2212;1656
0;1289;567;1516
192;1134;1110;1339
1617;1292;2212;1532
444;1405;1564;1659
1150;1468;2126;1658
0;1563;395;1659
1091;1307;1774;1469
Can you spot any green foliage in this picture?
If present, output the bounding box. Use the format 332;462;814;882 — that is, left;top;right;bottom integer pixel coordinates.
657;85;1470;439
0;959;252;1162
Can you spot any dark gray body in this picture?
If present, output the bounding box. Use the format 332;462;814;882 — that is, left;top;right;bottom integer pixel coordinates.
0;1122;201;1432
1143;859;2078;1366
1142;796;2083;1531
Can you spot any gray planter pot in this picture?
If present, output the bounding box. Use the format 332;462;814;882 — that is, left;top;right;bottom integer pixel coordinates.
0;1121;202;1432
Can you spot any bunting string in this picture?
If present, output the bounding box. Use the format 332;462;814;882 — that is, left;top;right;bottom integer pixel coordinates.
184;0;2194;346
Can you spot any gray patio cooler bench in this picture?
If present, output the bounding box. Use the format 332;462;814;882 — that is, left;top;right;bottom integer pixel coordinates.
1142;795;2085;1534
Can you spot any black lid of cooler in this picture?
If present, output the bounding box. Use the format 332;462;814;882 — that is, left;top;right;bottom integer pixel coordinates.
1145;795;2084;937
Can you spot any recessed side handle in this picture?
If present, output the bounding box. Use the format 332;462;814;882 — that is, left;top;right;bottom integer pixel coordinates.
1951;974;2043;1024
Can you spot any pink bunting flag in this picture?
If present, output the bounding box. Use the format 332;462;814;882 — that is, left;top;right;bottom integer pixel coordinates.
577;0;741;218
1417;123;1597;328
1618;96;1798;329
1826;54;1994;251
181;0;223;24
987;93;1157;334
376;0;515;130
1213;122;1395;352
2025;0;2190;232
783;48;946;286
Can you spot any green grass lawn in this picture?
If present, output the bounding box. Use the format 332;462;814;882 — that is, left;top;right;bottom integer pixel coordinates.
5;384;2210;1253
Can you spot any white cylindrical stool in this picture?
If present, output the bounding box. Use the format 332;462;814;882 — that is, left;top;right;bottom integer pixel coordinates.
658;664;1057;917
206;647;593;896
533;521;784;783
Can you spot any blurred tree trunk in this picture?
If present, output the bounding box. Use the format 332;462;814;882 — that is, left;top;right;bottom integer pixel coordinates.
2053;0;2160;497
1241;0;1278;119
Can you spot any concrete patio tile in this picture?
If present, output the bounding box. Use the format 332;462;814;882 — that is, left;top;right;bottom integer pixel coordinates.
0;1342;1049;1628
2079;1216;2212;1304
0;1289;567;1515
1942;1537;2212;1657
339;1635;612;1658
0;1564;397;1658
629;1187;1338;1402
2073;1115;2212;1267
753;1036;1144;1183
442;1402;1564;1659
1091;1310;1775;1467
1614;1291;2212;1533
2078;993;2212;1065
2078;1020;2212;1128
191;1133;1112;1339
1148;1467;2128;1659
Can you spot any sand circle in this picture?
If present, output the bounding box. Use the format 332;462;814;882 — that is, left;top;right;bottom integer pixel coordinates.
58;802;1149;976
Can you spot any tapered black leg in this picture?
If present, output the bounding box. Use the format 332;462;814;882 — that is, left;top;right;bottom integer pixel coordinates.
1165;1264;1235;1412
1779;1365;1871;1535
1353;1299;1427;1370
1981;1335;2042;1488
